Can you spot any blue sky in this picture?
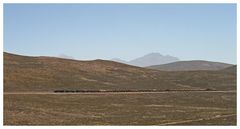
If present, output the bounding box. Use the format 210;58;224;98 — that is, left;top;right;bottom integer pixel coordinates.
4;4;236;64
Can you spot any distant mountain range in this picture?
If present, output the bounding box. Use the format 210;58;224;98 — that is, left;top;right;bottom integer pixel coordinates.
112;53;179;67
147;60;233;71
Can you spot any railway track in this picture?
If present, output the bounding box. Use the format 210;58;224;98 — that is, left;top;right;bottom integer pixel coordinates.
4;90;236;95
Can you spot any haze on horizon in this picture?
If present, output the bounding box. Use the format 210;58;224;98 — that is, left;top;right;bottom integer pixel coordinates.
4;4;236;64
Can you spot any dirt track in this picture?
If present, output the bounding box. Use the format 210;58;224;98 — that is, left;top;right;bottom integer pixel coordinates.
4;90;236;95
160;114;236;125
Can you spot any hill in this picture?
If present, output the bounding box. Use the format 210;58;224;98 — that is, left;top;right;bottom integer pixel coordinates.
4;52;236;92
4;52;174;92
146;60;233;71
220;65;237;74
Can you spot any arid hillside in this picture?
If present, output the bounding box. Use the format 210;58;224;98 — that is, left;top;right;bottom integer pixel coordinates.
147;60;232;71
4;52;236;92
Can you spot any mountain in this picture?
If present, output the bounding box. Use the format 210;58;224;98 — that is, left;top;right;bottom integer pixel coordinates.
147;60;233;71
4;52;236;92
111;58;127;64
112;53;179;67
129;53;179;67
58;54;74;60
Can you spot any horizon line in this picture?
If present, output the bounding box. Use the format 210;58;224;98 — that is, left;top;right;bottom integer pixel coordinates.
3;51;236;65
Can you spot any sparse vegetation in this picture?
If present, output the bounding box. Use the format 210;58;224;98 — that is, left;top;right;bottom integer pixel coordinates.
4;52;236;92
4;52;236;125
4;92;236;125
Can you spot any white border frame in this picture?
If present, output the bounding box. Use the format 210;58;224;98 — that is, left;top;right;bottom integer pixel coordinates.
1;0;238;128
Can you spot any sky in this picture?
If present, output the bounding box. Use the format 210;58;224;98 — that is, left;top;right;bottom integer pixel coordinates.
4;4;236;64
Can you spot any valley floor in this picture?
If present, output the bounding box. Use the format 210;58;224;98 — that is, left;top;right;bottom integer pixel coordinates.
4;91;236;125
